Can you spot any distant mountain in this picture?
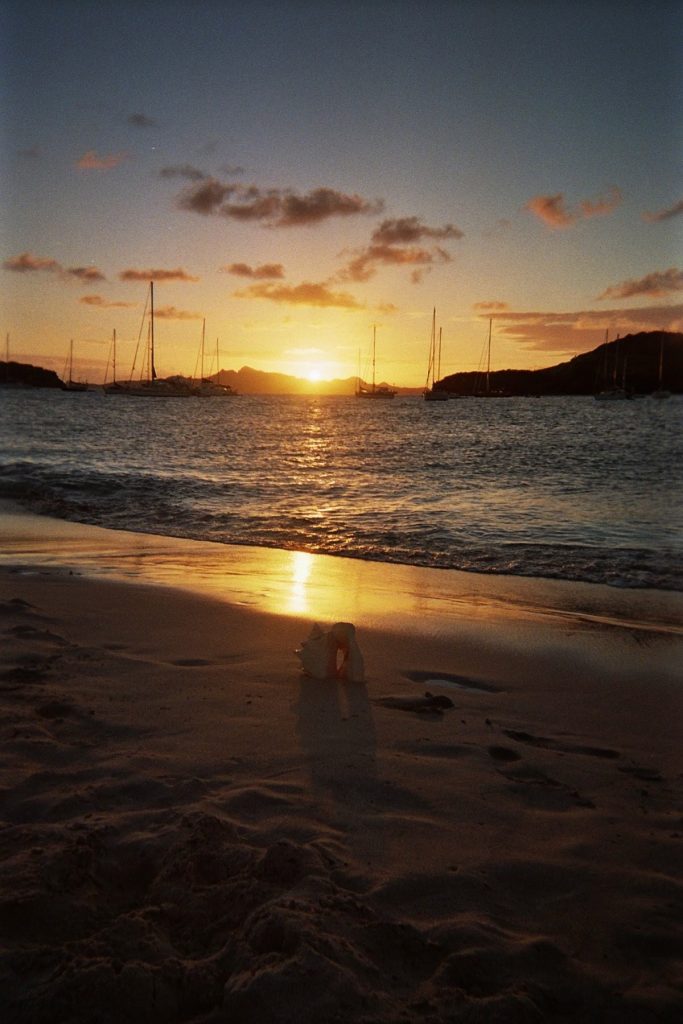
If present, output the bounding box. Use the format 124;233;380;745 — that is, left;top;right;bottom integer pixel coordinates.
0;360;63;388
439;331;683;396
215;365;410;395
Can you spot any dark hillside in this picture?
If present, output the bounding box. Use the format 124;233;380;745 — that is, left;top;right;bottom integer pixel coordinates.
439;331;683;396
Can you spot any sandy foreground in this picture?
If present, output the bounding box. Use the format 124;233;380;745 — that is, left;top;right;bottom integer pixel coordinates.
1;509;682;1022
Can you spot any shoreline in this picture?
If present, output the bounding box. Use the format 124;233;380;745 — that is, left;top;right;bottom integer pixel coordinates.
2;506;682;1021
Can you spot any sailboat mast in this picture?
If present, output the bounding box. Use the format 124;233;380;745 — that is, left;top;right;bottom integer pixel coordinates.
69;339;74;382
112;329;116;383
437;326;442;383
150;280;157;381
486;318;492;395
201;319;206;380
372;323;376;392
216;337;220;383
5;333;8;363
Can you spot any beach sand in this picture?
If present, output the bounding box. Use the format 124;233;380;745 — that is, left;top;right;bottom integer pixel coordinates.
1;509;682;1022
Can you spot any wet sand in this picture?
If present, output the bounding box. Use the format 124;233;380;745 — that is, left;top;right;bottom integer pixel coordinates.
1;508;682;1022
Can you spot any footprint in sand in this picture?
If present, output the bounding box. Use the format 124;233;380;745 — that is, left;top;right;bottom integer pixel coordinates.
403;670;499;693
373;692;455;715
502;729;620;760
6;625;70;646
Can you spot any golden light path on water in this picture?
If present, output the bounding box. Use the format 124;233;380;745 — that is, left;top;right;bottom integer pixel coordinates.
2;504;682;650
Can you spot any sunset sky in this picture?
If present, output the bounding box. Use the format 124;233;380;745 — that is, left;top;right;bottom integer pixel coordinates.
2;0;681;386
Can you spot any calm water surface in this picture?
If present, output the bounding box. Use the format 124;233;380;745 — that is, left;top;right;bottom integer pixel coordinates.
1;391;681;590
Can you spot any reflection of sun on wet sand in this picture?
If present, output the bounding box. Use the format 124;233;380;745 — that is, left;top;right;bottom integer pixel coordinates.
1;509;683;1022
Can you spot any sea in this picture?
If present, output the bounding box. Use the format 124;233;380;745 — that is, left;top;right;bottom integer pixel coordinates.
1;390;681;592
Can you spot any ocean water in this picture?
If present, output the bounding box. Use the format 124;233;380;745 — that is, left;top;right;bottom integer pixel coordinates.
1;390;681;591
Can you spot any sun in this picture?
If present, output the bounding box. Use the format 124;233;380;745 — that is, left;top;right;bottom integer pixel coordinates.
306;367;322;382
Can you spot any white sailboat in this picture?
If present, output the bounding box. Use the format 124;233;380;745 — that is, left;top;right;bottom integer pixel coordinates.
424;308;448;401
355;324;396;399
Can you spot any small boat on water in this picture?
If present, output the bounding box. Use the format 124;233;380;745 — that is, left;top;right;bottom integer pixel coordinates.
192;322;238;397
650;336;671;400
104;281;194;398
594;331;631;400
356;324;396;399
62;339;88;391
424;308;449;402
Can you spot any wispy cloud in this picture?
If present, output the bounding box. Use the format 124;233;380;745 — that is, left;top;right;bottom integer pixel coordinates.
3;251;61;273
75;150;128;170
642;198;683;222
371;216;463;245
67;266;106;283
154;306;203;320
579;187;622;219
598;267;683;300
525;187;622;229
18;145;41;159
223;262;285;279
483;304;683;353
339;217;462;283
159;164;208;181
3;252;105;282
119;267;199;282
128;113;156;128
473;300;509;311
176;178;383;227
234;280;364;309
80;294;136;308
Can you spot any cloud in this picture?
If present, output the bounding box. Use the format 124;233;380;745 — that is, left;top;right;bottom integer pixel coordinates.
176;178;383;227
154;306;203;320
119;267;199;282
339;216;463;283
18;145;41;159
3;251;61;273
223;262;285;279
371;216;463;245
598;267;683;300
483;304;683;354
473;301;509;311
524;193;575;228
128;113;156;127
642;198;683;222
159;164;208;181
525;187;622;229
579;186;622;219
76;150;127;170
234;280;364;309
4;252;106;283
218;163;245;176
66;266;106;283
80;295;136;308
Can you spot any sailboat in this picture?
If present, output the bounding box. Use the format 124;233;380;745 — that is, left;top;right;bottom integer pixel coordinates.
355;324;396;399
424;308;448;401
192;322;238;396
105;281;194;397
650;336;671;399
474;318;500;397
594;331;630;400
62;339;88;391
103;329;125;392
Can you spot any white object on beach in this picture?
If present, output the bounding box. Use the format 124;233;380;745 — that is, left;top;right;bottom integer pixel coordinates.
296;621;365;682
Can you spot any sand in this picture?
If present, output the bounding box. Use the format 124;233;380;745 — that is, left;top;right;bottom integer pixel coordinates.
1;508;682;1023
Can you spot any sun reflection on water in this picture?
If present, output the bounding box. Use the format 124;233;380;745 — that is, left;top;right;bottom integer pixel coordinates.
287;549;314;614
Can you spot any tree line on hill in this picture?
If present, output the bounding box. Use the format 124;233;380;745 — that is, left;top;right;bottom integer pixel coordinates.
438;331;682;397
